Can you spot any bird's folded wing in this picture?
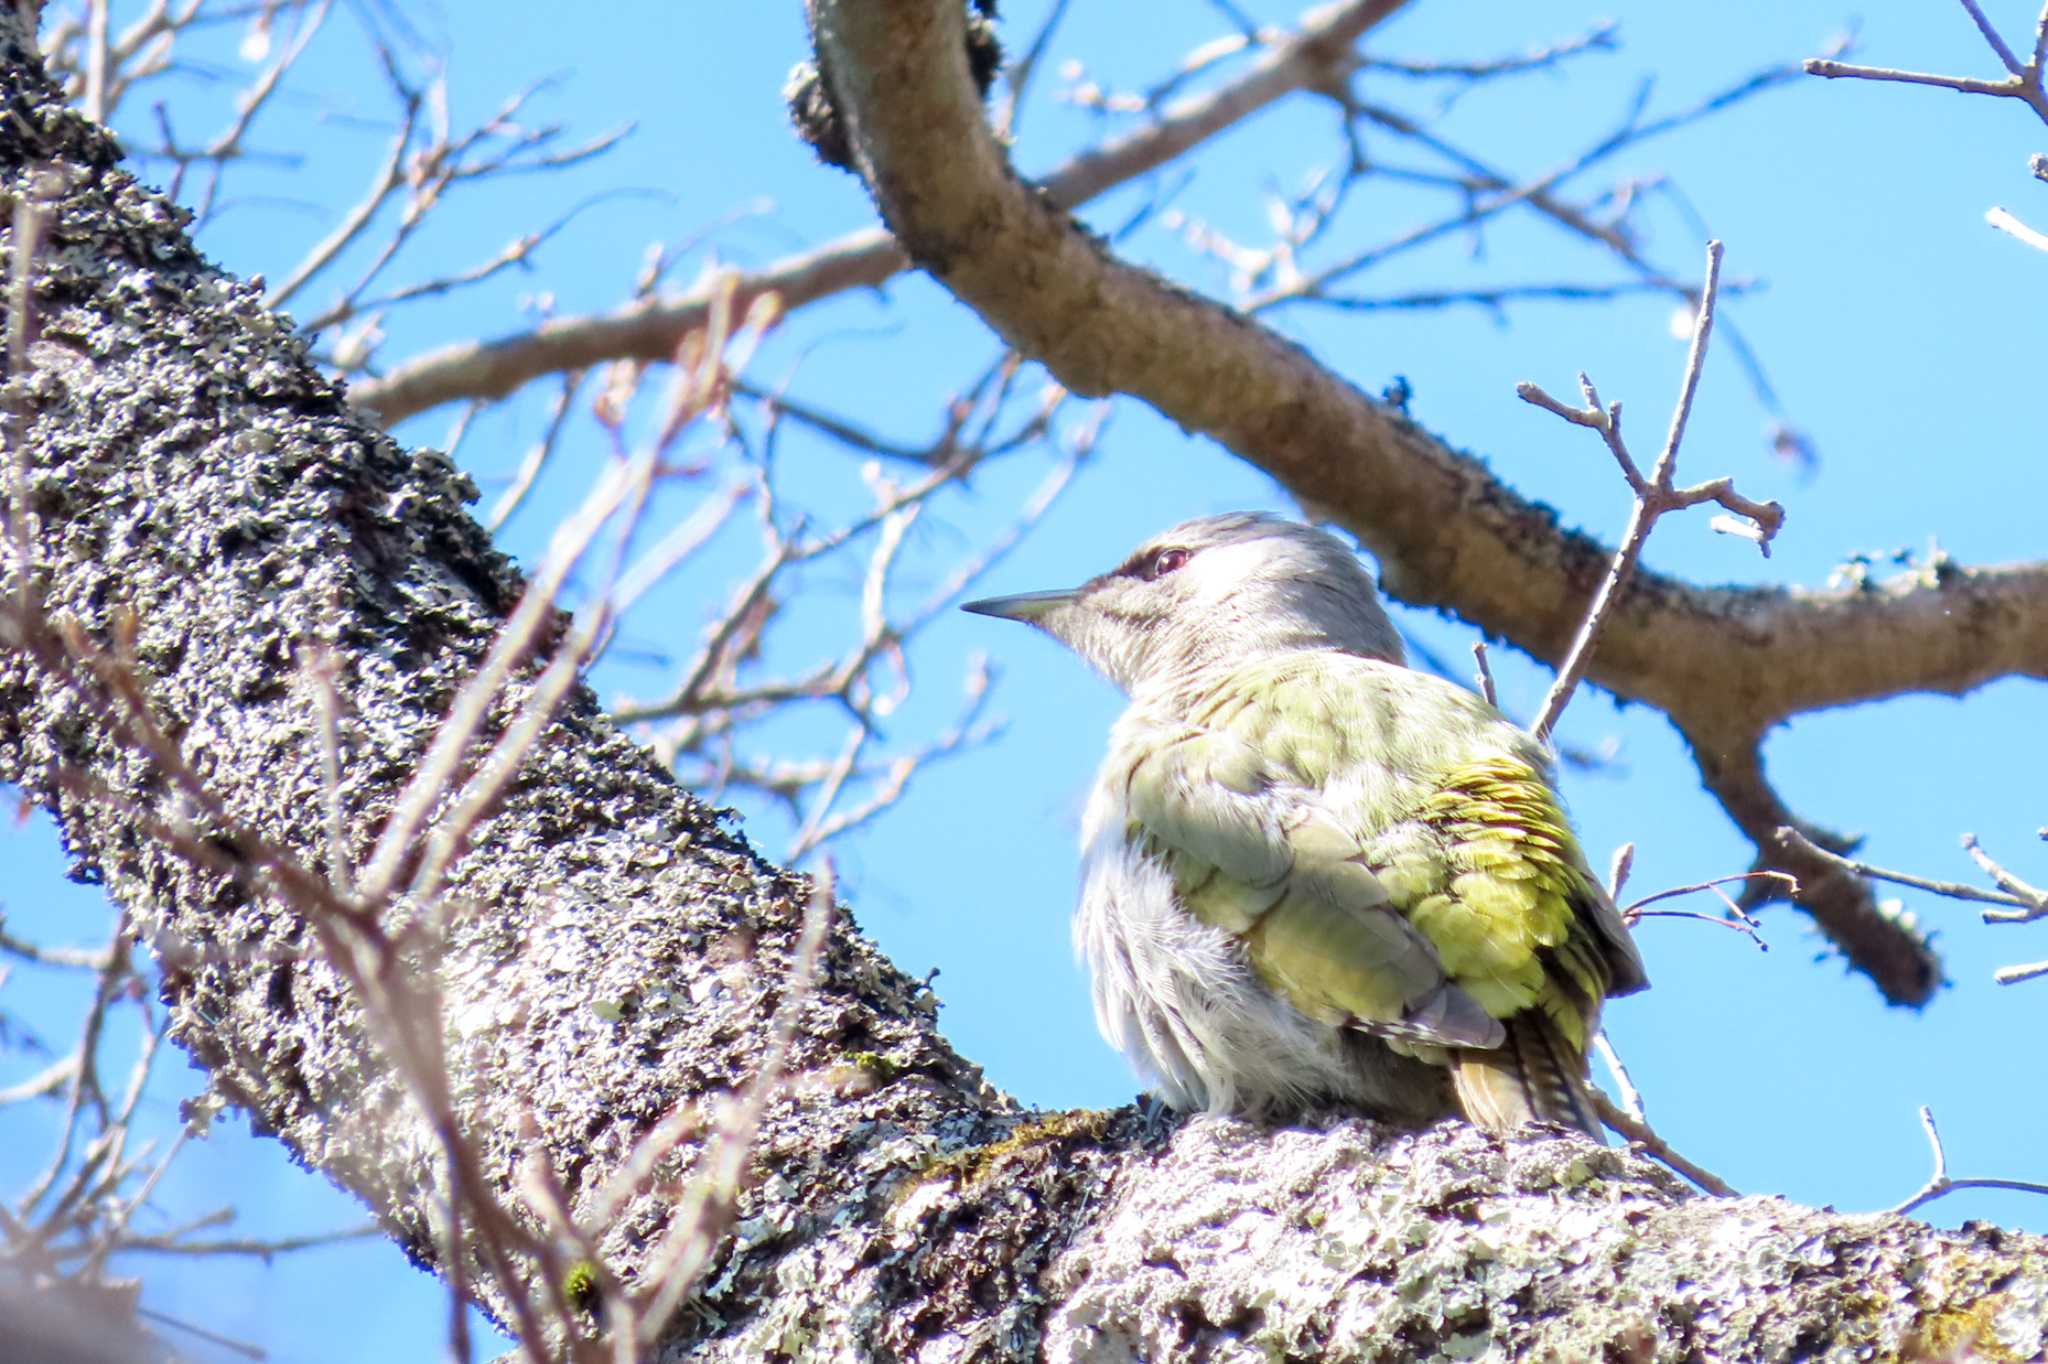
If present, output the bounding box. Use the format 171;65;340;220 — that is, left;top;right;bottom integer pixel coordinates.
1124;718;1504;1051
1581;879;1650;996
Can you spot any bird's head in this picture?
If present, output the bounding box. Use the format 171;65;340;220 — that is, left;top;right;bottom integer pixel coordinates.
962;512;1404;694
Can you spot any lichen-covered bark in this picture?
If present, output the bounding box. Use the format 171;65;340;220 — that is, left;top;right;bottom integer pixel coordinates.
0;9;2043;1362
0;5;988;1335
1047;1119;2048;1363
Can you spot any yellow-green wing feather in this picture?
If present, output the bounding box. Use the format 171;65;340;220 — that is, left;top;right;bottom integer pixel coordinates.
1388;754;1608;1050
1121;661;1505;1049
1118;652;1640;1134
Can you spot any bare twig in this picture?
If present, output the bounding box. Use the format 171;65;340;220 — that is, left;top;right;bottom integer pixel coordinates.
0;925;114;970
486;369;586;534
1777;827;2046;988
1627;907;1770;951
1356;21;1617;83
101;1222;382;1259
1996;957;2048;986
349;0;1415;425
1775;827;2024;910
1294;277;1759;315
1806;0;2048;128
5;168;59;607
1470;639;1497;708
132;1305;267;1361
81;0;108;123
301;645;353;897
1961;832;2048;921
1892;1105;2048;1216
993;0;1074;139
357;441;659;900
1987;205;2048;252
1961;0;2028;74
1596;1093;1738;1197
1803;54;2046;112
1245;52;1809;427
1606;842;1635;902
1621;870;1790;950
264;63;421;311
1519;240;1783;743
1592;1031;1645;1124
0;1055;79;1106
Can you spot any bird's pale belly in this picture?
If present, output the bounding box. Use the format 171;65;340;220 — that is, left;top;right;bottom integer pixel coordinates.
1074;826;1454;1122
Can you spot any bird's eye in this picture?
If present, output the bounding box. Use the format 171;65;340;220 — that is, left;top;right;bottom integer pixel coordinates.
1145;547;1191;579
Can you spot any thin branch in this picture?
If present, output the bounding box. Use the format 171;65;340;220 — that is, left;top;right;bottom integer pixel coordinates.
107;1222;383;1258
1624;871;1792;918
1299;277;1758;315
1961;0;2027;75
349;0;1415;424
356;443;656;899
264;67;420;310
1521;240;1781;743
1606;842;1635;902
1803;56;2032;104
1777;827;2043;918
0;926;115;970
1987;204;2048;252
1470;640;1497;708
1595;1093;1738;1198
1995;957;2048;985
1356;21;1617;82
301;645;353;897
486;369;585;534
1626;907;1770;952
1777;826;2047;988
82;0;109;123
1960;832;2048;921
993;0;1074;139
0;1055;78;1106
1893;1105;2048;1216
1592;1031;1644;1124
1805;0;2048;126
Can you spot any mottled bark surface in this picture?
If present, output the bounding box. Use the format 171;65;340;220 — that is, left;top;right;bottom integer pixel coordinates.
0;8;2044;1362
1046;1120;2048;1363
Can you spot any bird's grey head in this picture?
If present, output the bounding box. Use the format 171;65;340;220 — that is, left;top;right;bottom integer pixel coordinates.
962;512;1404;694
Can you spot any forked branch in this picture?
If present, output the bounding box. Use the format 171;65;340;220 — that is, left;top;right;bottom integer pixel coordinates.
1515;240;1784;744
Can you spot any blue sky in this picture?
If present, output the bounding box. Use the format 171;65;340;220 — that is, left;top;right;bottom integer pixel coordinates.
4;2;2046;1359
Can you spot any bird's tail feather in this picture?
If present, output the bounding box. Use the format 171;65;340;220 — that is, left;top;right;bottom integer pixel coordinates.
1452;1015;1604;1141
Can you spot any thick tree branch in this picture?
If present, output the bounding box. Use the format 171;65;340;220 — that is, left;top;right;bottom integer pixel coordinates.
1687;724;1941;1001
346;0;1410;427
1;7;2045;1359
0;5;1054;1347
803;0;2048;1004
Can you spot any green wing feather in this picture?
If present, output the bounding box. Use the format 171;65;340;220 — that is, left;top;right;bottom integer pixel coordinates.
1117;653;1639;1095
1392;756;1604;1043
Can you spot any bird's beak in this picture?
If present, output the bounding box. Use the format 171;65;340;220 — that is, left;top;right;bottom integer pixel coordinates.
960;588;1079;624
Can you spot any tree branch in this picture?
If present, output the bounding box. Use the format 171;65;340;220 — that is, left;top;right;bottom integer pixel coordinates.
1805;0;2048;128
1516;240;1784;743
801;0;2046;1003
0;5;2044;1359
346;0;1412;427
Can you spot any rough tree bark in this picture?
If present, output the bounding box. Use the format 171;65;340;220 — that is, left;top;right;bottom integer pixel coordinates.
0;6;2043;1362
